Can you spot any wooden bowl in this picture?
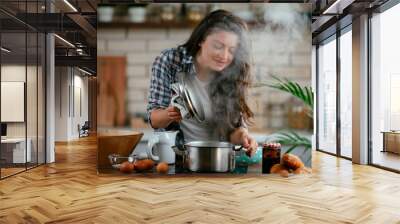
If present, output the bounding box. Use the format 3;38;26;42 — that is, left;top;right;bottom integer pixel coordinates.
97;131;143;170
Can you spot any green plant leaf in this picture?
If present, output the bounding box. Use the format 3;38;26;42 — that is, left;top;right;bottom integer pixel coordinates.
272;131;312;153
286;145;297;154
257;75;314;111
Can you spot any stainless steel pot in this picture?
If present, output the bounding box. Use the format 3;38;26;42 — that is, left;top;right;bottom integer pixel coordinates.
173;141;243;172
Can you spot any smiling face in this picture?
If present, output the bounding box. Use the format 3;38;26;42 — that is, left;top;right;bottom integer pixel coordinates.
196;30;239;72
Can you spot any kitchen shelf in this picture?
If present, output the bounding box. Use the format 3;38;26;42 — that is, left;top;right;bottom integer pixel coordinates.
98;20;267;30
98;21;198;29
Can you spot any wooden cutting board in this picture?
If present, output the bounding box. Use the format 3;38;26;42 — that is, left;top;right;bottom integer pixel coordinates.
97;56;127;127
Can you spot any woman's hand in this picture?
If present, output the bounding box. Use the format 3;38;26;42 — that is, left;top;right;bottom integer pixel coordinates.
166;106;182;123
229;127;258;157
150;106;182;129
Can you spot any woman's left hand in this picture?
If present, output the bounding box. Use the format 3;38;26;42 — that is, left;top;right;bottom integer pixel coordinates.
230;128;258;157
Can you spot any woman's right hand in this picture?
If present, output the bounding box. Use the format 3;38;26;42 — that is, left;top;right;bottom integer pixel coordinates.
166;106;182;123
150;106;182;129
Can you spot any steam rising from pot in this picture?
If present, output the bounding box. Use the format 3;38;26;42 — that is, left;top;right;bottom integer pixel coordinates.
207;4;311;137
251;4;311;82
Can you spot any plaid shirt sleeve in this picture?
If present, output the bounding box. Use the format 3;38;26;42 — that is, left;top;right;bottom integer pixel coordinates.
146;49;176;127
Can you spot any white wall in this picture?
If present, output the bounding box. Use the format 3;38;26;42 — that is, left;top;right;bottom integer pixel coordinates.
55;67;69;141
54;67;89;141
1;65;35;138
72;73;89;138
46;32;55;163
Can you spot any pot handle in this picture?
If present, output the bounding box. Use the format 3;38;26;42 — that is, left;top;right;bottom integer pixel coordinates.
175;129;185;151
171;145;187;156
147;136;160;161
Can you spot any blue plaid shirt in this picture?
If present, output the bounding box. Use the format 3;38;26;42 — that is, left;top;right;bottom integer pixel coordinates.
147;46;194;129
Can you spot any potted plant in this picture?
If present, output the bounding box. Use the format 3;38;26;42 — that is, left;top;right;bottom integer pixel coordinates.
255;75;314;165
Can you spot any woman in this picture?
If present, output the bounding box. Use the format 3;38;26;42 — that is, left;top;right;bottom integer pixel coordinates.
147;10;258;155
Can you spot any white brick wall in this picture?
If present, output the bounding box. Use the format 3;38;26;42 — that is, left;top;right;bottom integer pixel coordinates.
97;29;126;40
108;40;147;52
127;52;160;65
127;76;150;89
127;29;168;40
127;65;147;77
147;39;182;52
167;29;191;42
127;89;147;102
97;40;106;52
98;26;311;131
128;101;147;114
290;53;311;67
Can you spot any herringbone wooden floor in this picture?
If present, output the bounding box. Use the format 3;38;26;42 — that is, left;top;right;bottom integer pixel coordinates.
1;136;400;224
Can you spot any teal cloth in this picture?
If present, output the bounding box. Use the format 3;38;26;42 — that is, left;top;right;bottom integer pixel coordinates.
232;147;262;174
235;147;262;165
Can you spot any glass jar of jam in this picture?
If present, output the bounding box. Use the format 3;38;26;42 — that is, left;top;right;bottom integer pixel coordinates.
262;142;281;174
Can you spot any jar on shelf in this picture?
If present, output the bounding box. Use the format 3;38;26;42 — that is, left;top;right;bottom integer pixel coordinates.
160;5;175;22
128;4;147;23
187;5;204;23
98;4;115;23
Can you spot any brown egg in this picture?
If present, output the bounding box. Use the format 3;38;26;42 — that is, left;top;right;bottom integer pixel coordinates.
134;160;146;171
119;161;134;173
156;162;169;174
279;169;289;178
134;159;155;171
142;159;155;170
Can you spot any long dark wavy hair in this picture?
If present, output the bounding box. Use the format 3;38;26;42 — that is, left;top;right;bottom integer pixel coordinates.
180;10;254;139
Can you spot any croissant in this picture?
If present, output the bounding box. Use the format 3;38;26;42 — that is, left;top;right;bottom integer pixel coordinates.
294;167;306;174
270;164;286;174
279;169;289;178
282;153;304;170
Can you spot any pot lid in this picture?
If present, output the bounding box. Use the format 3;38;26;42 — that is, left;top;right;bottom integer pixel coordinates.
177;72;205;123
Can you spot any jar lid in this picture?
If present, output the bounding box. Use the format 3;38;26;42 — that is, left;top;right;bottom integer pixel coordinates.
263;142;281;149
